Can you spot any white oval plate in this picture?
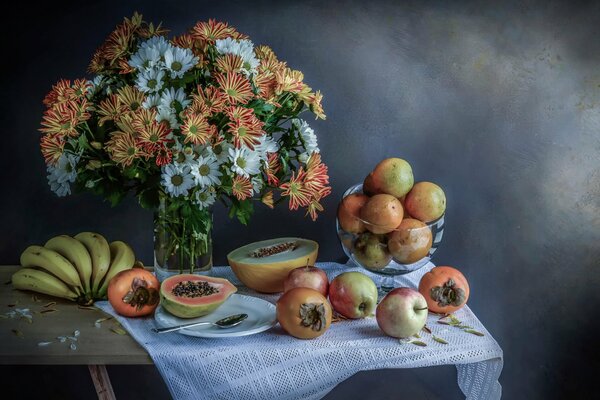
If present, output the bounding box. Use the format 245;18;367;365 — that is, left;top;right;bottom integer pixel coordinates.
154;294;277;338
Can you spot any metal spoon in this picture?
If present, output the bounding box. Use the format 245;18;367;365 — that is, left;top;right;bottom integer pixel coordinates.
152;313;248;334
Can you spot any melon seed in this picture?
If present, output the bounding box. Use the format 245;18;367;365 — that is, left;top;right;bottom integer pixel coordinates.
172;281;219;298
248;242;298;258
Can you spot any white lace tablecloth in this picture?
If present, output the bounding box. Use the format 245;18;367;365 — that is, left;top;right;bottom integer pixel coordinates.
96;262;503;400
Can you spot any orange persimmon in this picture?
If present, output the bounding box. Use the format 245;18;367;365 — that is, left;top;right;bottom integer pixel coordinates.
418;266;469;314
276;287;332;339
108;267;160;317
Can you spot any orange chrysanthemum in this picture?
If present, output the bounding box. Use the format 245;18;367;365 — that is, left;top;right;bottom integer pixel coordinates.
261;191;274;209
155;145;173;167
190;19;246;45
231;175;253;201
39;102;81;137
116;86;145;112
40;134;65;166
215;73;254;105
191;85;227;116
106;131;145;167
97;95;126;126
265;152;281;186
226;106;264;149
303;153;330;192
215;54;243;74
43;79;73;107
307;90;326;120
136;121;172;154
43;79;91;108
118;58;135;74
180;113;216;145
253;72;278;102
305;198;324;221
279;168;312;210
131;108;158;133
102;23;134;65
172;33;195;49
254;45;277;62
275;67;305;95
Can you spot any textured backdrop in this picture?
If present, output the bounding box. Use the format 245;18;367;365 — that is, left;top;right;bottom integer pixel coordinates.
1;0;599;398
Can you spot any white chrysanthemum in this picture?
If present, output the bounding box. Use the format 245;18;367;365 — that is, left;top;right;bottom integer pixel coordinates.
136;68;165;93
160;87;191;113
228;147;261;178
172;140;196;166
129;45;162;72
47;153;80;197
293;118;320;161
164;46;198;79
140;36;172;57
215;38;260;76
211;141;234;164
161;163;194;197
251;176;264;193
142;93;160;109
253;134;279;160
191;155;222;187
194;187;217;209
156;105;179;129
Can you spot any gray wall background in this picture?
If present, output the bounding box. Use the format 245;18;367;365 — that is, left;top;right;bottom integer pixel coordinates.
1;0;599;398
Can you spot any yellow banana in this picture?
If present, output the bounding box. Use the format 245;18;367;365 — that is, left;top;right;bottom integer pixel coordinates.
20;245;83;290
74;232;110;296
45;235;93;295
12;268;78;300
96;241;135;298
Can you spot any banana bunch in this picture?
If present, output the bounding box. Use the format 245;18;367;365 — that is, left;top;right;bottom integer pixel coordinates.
13;232;136;304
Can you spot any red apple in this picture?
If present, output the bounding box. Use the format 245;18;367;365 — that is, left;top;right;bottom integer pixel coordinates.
328;271;377;319
283;266;329;297
376;287;428;338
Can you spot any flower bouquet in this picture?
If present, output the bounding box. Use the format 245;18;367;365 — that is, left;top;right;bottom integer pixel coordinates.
39;13;330;279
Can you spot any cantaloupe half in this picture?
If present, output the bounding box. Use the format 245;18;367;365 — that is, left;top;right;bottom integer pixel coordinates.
227;238;319;293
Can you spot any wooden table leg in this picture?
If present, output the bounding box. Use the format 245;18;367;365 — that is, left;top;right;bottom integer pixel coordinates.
88;364;116;400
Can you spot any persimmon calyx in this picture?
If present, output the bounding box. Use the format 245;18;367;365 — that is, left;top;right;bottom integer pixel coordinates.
299;302;327;331
430;278;466;307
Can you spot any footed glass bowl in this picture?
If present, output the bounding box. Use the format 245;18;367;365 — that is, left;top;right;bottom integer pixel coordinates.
336;183;445;292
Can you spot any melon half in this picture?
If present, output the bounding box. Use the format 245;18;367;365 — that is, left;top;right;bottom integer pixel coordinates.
227;238;319;293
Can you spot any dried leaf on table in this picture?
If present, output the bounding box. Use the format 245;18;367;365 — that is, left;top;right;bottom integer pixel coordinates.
12;329;24;338
409;340;427;347
40;309;58;314
43;302;57;308
464;329;485;337
111;325;127;335
433;335;449;344
78;305;97;311
422;325;432;334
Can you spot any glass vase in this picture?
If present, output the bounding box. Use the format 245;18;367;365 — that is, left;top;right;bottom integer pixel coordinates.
153;193;213;282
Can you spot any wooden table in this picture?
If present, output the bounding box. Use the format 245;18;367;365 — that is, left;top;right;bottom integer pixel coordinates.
0;266;151;399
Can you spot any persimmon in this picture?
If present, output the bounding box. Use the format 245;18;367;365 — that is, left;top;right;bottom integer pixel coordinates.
276;287;332;339
108;266;160;317
418;266;469;314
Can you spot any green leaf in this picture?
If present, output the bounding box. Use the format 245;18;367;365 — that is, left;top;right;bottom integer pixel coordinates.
138;188;159;209
464;329;485;337
433;335;449;344
409;340;427;347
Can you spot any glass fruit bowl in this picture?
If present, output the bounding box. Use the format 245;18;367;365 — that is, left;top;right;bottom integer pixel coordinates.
336;183;445;292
